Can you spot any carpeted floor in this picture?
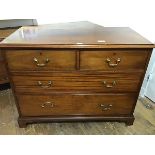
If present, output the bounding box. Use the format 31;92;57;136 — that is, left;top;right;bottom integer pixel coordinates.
0;89;155;135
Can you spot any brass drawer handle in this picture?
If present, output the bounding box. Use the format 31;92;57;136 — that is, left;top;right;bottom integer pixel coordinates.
100;104;112;111
33;57;49;67
37;81;53;88
41;101;54;108
106;57;121;67
102;81;116;88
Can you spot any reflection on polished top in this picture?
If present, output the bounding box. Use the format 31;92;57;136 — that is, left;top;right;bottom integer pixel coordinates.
0;21;154;48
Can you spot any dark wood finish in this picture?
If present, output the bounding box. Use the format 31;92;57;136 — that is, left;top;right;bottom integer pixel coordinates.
5;50;76;71
18;115;135;128
1;44;154;49
17;94;136;116
125;117;135;126
1;90;155;133
0;21;154;49
12;72;142;93
80;49;149;71
0;21;153;127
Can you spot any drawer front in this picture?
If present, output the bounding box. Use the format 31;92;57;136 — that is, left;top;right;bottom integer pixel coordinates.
12;72;142;93
80;50;149;71
18;94;136;116
5;50;76;71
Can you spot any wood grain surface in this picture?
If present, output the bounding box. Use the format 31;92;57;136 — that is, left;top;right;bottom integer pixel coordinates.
0;21;154;49
17;93;136;116
80;49;149;71
5;50;76;71
1;21;153;127
0;89;155;135
12;72;142;93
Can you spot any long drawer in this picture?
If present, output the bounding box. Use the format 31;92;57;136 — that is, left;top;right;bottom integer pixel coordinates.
17;94;136;116
80;49;149;71
5;50;76;71
12;72;142;93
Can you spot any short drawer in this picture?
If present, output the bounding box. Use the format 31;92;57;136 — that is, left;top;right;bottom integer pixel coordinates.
12;72;142;93
5;50;76;71
17;94;136;116
80;49;149;71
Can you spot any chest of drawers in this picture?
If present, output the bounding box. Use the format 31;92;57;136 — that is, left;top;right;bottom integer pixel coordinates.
0;21;154;127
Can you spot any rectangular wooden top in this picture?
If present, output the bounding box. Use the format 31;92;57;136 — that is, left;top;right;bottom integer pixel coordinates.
0;21;154;49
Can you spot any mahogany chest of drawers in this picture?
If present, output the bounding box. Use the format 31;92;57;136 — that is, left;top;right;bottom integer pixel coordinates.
0;21;154;127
